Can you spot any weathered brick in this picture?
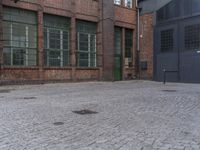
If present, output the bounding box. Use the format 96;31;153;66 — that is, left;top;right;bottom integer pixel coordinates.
0;0;137;83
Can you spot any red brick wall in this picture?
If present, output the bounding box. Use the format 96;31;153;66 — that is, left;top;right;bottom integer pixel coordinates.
0;0;137;83
139;13;153;79
115;6;136;27
114;5;137;80
1;68;40;81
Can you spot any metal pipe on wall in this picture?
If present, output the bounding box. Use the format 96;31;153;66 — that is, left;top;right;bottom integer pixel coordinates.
136;0;141;79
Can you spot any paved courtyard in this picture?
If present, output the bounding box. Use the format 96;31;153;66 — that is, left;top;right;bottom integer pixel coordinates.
0;81;200;150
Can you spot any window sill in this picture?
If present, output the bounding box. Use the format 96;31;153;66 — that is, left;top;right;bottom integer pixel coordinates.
2;66;39;70
76;67;100;70
43;67;72;70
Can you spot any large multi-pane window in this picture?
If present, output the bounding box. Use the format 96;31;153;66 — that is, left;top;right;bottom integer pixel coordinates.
3;7;37;66
185;24;200;51
125;0;133;8
114;0;121;5
125;29;133;67
76;20;97;67
44;14;70;67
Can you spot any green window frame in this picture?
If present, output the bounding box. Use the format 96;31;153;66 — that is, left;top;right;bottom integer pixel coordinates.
3;7;37;66
125;29;133;66
76;21;97;67
114;27;122;55
44;14;70;67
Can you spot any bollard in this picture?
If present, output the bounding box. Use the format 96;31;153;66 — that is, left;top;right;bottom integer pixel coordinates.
163;69;166;84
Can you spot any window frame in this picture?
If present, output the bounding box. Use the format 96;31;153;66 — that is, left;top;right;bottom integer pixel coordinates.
184;24;200;51
43;14;70;67
160;29;174;53
77;32;97;68
125;0;133;8
44;27;69;67
3;21;37;66
114;0;121;5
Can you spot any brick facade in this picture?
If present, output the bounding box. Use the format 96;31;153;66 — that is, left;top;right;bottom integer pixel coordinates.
139;13;153;80
0;0;137;84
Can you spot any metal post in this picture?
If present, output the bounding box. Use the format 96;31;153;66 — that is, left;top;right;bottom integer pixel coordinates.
163;69;166;84
136;1;141;79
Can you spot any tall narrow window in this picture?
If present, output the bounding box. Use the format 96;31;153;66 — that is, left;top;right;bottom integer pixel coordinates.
44;15;70;67
3;7;37;66
114;0;121;5
76;20;97;67
125;29;133;67
114;27;122;55
125;0;133;8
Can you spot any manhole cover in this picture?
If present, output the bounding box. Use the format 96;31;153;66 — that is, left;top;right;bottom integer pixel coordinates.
0;89;11;93
24;97;37;100
72;109;98;115
53;122;64;126
162;90;177;92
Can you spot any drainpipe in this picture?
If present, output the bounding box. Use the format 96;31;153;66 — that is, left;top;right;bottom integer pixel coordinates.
136;0;141;79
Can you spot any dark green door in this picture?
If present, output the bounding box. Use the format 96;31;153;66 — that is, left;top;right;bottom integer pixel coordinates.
114;55;122;80
114;27;122;81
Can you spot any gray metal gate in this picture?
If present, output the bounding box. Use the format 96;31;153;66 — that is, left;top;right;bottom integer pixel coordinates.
154;15;200;83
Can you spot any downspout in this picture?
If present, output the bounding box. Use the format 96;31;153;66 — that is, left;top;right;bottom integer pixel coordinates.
0;0;3;78
136;0;140;79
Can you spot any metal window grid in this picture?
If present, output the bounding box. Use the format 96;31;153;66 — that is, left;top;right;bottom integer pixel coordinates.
2;7;37;66
161;29;174;52
43;14;70;67
185;24;200;50
76;21;97;68
125;29;133;59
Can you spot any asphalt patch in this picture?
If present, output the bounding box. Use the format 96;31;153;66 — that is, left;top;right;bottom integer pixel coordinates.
72;109;98;115
0;89;11;93
23;97;37;100
53;122;64;126
162;90;177;92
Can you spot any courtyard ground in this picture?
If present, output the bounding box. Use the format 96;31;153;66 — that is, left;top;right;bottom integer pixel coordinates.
0;80;200;150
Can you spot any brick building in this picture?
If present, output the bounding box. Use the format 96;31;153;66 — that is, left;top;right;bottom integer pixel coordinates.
0;0;137;83
138;0;171;80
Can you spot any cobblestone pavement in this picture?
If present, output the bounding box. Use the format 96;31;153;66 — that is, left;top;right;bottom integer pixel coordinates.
0;81;200;150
